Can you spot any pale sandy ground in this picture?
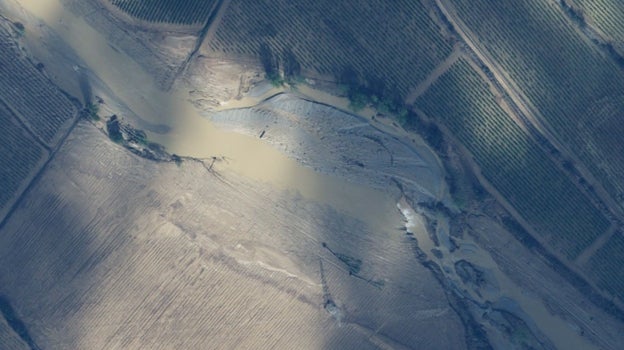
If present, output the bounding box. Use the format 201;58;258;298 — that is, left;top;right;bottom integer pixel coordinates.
0;121;466;349
0;0;624;349
0;0;467;348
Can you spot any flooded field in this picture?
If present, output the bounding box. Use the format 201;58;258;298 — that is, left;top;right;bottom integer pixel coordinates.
1;1;623;349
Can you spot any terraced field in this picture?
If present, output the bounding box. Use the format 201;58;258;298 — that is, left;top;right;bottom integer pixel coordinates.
109;0;219;25
450;0;624;209
206;0;453;97
416;59;610;260
0;27;77;146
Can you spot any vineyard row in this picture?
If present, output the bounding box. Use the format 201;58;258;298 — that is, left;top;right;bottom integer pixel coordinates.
0;31;76;144
450;0;624;208
416;59;610;260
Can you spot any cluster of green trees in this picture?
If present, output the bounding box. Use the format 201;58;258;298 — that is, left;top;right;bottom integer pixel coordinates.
12;22;24;37
334;66;447;152
259;43;301;86
85;102;100;120
106;115;123;143
258;49;445;155
335;66;408;118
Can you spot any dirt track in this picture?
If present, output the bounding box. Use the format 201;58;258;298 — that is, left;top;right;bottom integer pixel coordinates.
1;0;624;349
434;0;624;287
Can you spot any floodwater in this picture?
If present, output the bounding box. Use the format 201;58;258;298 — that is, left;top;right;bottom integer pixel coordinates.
13;1;602;349
14;0;402;230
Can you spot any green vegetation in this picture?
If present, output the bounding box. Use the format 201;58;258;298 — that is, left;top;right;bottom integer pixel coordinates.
588;231;624;302
171;154;182;166
0;28;76;143
110;0;219;25
12;22;24;37
0;107;45;210
258;43;285;86
85;102;100;120
337;66;408;118
404;111;444;152
209;0;453;97
106;115;123;143
416;59;609;260
574;0;624;46
127;128;148;145
451;0;624;208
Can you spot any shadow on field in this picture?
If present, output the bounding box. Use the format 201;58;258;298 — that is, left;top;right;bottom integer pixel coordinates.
0;295;39;350
0;2;477;349
313;204;469;349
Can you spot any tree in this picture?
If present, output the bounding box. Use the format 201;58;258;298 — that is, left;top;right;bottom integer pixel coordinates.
85;102;100;120
282;48;301;83
106;115;122;143
259;43;280;84
12;22;24;37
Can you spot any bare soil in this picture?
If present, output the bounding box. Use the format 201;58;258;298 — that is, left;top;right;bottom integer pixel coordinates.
1;0;624;349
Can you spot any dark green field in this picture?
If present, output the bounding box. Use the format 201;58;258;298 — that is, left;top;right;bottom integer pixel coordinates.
416;59;610;260
588;231;624;301
451;0;624;209
106;0;624;306
207;0;453;97
0;105;46;211
110;0;219;25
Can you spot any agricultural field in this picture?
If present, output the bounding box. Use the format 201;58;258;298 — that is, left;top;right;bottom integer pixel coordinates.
573;0;624;46
5;0;624;346
206;0;453;97
0;103;46;218
449;0;624;209
109;0;219;26
0;122;466;349
587;231;624;302
0;27;77;146
0;314;28;350
416;59;610;260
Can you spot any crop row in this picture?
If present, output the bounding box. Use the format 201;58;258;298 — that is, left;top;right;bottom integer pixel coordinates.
0;107;46;212
575;0;624;45
0;32;76;144
110;0;218;25
588;231;624;303
450;0;624;208
207;0;453;97
416;59;610;260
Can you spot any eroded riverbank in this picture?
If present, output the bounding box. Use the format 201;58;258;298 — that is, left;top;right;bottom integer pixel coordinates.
2;0;624;349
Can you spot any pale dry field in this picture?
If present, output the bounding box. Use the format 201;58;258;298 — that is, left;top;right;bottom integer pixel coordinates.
0;122;466;349
2;0;624;349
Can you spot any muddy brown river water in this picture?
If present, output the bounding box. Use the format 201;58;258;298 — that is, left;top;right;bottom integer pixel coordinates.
10;0;603;348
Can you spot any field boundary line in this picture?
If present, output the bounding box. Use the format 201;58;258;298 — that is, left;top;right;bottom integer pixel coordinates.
575;223;620;266
435;0;623;225
405;44;462;105
168;0;232;90
0;98;51;151
95;0;204;34
0;99;82;231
